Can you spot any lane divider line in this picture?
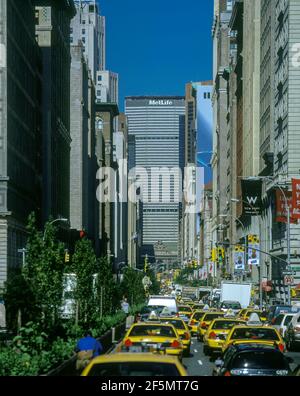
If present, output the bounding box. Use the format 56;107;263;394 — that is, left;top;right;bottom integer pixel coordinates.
198;360;203;366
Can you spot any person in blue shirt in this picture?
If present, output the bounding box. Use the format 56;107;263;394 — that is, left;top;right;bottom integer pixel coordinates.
75;330;103;371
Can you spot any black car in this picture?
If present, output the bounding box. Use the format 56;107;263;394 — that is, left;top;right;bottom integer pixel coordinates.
213;343;293;376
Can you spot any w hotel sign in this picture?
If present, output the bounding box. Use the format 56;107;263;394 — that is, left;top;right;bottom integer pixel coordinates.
241;179;263;216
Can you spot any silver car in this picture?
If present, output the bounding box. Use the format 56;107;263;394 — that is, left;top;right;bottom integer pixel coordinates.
285;312;300;351
272;313;296;338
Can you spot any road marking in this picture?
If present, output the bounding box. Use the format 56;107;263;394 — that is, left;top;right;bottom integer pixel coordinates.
194;349;198;353
191;341;194;345
198;360;203;365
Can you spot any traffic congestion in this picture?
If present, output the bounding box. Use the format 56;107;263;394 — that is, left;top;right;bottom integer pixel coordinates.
81;280;300;377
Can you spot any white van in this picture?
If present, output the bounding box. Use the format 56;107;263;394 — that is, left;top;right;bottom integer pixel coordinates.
147;295;178;315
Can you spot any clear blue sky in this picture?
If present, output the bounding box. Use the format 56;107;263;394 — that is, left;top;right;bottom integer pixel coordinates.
99;0;213;111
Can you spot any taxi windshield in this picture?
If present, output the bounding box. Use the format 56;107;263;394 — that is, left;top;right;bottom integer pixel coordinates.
129;325;176;338
231;328;280;341
87;362;181;376
212;320;242;330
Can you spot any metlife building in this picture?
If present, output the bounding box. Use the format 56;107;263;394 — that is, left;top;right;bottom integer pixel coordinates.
125;96;185;265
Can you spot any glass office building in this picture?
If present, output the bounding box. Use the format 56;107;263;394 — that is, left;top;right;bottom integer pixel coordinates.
125;97;185;265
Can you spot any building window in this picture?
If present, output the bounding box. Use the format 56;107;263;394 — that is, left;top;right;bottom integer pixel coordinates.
82;19;86;25
70;27;73;34
70;36;73;43
97;90;101;97
227;0;233;11
98;75;102;82
82;29;86;35
207;92;211;99
204;93;207;99
82;37;86;43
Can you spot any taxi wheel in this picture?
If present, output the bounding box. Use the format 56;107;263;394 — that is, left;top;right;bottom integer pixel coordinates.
286;338;295;352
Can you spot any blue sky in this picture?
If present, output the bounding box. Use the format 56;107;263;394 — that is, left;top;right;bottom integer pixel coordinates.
99;0;213;111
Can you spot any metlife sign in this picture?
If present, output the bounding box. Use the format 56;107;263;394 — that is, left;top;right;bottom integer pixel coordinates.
149;99;173;106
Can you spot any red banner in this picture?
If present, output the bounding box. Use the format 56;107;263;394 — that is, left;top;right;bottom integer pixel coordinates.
292;179;300;219
275;190;297;224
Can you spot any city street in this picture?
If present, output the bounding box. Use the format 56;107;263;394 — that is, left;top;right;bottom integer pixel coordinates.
182;337;300;376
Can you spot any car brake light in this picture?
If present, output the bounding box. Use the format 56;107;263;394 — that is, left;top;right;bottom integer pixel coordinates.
209;332;217;339
171;340;181;348
224;370;231;376
201;323;207;329
184;332;190;340
190;320;196;325
278;343;284;353
124;338;132;347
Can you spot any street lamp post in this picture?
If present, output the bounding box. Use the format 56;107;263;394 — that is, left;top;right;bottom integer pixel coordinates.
230;197;262;307
219;214;246;282
43;217;69;241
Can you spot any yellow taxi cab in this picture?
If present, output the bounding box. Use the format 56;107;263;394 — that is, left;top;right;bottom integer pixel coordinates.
119;322;184;360
81;353;188;376
203;318;246;355
160;317;191;356
188;310;206;336
198;312;225;341
178;305;193;320
240;309;267;322
222;325;285;353
237;308;248;318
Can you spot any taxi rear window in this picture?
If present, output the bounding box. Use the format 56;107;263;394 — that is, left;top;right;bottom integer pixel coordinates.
87;362;181;376
192;312;205;320
179;306;192;312
129;325;176;337
160;320;185;330
203;313;224;321
212;320;242;330
231;328;280;341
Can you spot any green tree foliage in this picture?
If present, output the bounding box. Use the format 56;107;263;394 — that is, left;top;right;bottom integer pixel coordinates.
94;256;119;318
69;237;97;326
120;268;146;307
4;214;68;332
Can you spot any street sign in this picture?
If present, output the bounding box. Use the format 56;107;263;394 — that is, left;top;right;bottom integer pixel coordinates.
284;275;295;286
282;271;297;276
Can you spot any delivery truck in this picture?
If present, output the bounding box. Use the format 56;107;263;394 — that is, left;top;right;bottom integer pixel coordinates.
220;281;252;309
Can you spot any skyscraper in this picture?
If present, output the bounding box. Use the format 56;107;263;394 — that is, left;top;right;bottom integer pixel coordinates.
125;97;185;266
71;0;106;82
0;0;43;288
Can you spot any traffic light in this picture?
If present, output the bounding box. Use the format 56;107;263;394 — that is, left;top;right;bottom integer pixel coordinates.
64;250;70;263
217;247;225;265
144;255;149;273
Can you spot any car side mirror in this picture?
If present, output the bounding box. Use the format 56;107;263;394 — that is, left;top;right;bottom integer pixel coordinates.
215;358;224;367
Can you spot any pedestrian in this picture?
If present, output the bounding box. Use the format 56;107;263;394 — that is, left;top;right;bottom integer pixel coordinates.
121;297;130;315
75;330;103;371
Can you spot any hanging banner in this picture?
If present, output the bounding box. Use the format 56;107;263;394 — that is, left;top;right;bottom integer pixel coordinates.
233;245;245;271
275;190;297;224
247;234;260;266
241;179;263;216
292;179;300;219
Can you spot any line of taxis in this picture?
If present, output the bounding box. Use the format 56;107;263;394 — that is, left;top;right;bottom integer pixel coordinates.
81;297;290;376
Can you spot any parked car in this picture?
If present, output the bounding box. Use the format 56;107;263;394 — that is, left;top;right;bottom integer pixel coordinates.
272;313;296;338
285;312;300;351
212;343;293;376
